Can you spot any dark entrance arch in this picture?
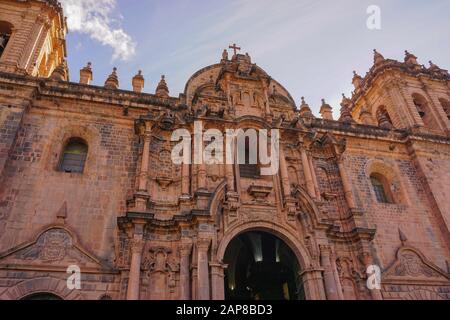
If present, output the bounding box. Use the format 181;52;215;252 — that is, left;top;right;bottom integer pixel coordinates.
21;293;63;300
223;231;305;300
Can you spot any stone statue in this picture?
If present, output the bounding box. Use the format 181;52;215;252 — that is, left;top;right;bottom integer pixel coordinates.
222;49;228;61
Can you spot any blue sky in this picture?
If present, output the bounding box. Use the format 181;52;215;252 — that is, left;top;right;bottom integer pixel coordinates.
61;0;450;118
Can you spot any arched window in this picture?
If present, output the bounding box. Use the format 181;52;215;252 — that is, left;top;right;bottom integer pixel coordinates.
370;173;393;204
376;106;393;129
0;21;13;59
59;138;88;173
413;94;426;118
412;93;438;128
439;98;450;121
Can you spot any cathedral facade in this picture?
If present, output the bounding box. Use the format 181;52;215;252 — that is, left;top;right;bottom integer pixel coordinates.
0;0;449;300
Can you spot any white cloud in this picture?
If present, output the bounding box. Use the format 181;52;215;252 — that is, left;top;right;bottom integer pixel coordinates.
60;0;136;61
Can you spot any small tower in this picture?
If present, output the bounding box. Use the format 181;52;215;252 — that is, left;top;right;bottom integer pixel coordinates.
320;99;333;120
50;59;68;81
132;70;145;93
79;62;93;85
155;75;169;98
373;49;385;65
105;67;119;90
339;94;354;123
352;71;364;91
299;97;314;118
404;50;419;66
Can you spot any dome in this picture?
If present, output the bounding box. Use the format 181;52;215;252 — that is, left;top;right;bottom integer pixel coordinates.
183;53;296;112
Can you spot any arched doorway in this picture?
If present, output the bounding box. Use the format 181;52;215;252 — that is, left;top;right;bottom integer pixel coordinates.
21;293;63;300
223;231;305;300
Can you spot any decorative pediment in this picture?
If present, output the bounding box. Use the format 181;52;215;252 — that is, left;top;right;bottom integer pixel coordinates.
0;227;109;271
383;247;450;284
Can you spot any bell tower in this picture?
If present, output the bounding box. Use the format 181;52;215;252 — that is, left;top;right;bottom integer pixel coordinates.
0;0;67;78
350;50;450;136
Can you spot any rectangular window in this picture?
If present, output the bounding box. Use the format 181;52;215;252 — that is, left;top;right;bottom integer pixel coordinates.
239;164;260;178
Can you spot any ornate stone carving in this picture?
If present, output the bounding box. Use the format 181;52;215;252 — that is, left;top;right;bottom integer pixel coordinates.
395;252;438;278
143;246;180;298
224;192;240;217
0;228;106;270
304;235;318;264
143;247;179;273
383;247;449;283
18;229;70;262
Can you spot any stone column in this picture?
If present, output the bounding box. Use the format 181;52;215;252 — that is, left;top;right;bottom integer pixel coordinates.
197;239;211;300
138;130;151;192
421;83;450;133
18;16;46;71
210;263;226;300
320;245;340;300
360;252;383;300
181;163;191;198
198;163;207;191
336;155;356;209
225;130;236;193
385;83;417;128
301;148;315;198
279;147;291;198
330;251;344;300
191;264;198;300
225;164;235;193
308;154;321;199
126;224;145;300
179;243;192;300
300;269;327;300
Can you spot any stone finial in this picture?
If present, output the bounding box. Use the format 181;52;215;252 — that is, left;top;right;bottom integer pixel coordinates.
320;99;333;120
156;75;169;98
340;93;352;107
132;70;145;93
427;60;449;76
339;94;354;123
299;97;314;118
104;67;119;90
50;60;68;81
245;52;251;63
79;62;93;85
221;49;229;62
398;228;408;246
373;49;385;65
404;50;418;65
352;70;364;90
428;60;439;70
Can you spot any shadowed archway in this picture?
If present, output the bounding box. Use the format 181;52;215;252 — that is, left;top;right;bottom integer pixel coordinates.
21;293;63;300
223;231;305;300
